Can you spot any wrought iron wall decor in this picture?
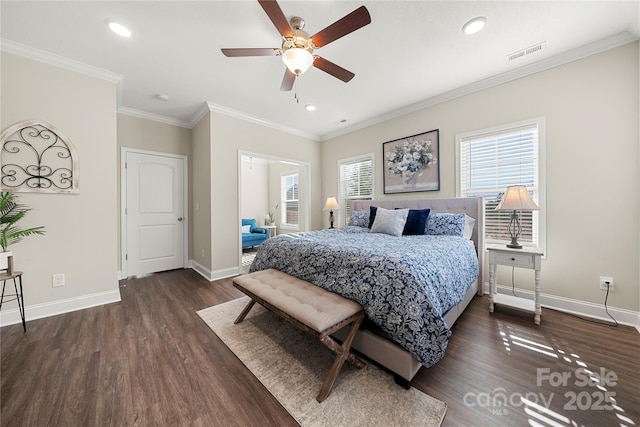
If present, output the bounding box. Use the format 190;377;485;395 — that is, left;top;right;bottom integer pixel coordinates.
0;119;79;193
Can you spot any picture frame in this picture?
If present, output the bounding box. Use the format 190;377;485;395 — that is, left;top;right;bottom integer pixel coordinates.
383;129;440;194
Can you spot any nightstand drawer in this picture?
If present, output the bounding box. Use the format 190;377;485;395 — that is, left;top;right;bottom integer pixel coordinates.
492;251;536;269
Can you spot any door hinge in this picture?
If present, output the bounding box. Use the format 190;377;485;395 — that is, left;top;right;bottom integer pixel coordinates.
125;254;128;260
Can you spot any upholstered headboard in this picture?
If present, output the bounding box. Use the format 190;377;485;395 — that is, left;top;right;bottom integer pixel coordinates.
352;197;484;296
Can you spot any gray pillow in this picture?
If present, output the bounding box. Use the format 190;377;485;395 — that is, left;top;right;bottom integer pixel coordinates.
370;207;409;237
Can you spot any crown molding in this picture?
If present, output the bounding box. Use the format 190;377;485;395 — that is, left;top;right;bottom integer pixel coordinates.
4;30;635;141
203;101;321;141
319;31;638;141
118;107;192;128
1;38;124;110
1;38;123;84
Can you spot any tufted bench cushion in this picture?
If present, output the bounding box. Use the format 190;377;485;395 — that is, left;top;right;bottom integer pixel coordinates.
232;268;363;333
232;268;365;402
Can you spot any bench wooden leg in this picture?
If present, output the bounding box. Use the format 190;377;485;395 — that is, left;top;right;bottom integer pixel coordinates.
316;313;364;403
234;299;256;324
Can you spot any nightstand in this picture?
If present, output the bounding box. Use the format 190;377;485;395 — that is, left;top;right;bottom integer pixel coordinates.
487;246;543;324
263;225;277;239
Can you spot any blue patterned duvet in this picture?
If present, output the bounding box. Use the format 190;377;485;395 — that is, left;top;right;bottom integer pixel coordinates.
250;226;479;367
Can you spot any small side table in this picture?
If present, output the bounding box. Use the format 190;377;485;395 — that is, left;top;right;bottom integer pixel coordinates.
263;225;277;239
488;246;543;325
0;270;25;332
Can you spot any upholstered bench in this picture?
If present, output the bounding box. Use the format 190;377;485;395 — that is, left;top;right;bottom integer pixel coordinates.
232;268;365;403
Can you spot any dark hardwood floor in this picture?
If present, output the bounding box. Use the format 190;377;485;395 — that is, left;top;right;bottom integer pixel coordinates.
1;268;639;426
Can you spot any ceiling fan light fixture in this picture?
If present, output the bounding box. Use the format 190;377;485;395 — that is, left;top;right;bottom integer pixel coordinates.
282;48;314;75
462;16;486;35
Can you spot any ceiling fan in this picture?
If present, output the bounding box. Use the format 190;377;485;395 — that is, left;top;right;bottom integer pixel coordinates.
221;0;371;91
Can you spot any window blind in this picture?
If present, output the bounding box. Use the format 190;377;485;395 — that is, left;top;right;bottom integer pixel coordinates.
281;173;299;226
459;123;540;247
338;157;373;226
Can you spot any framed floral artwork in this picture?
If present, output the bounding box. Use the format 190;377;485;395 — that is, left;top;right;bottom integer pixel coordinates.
383;129;439;194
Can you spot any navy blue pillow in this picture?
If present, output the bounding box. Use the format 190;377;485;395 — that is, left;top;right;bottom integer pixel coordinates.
368;206;378;228
369;206;429;235
401;208;431;235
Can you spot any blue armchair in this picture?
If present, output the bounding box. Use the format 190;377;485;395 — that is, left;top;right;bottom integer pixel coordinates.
242;218;268;249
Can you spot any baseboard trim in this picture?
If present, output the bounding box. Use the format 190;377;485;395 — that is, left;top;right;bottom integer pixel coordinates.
0;288;121;327
487;283;640;330
189;260;240;282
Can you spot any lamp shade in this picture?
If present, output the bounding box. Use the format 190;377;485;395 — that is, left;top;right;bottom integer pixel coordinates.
496;185;539;211
282;48;314;75
323;197;339;211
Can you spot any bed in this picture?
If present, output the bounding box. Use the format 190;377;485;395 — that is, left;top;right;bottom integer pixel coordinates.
249;197;484;386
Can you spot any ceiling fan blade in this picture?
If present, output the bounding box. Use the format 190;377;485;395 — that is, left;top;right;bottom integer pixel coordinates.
313;57;355;83
280;69;296;91
258;0;293;38
221;48;280;57
311;6;371;48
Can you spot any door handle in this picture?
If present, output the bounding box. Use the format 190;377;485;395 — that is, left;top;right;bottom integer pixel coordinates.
178;217;183;221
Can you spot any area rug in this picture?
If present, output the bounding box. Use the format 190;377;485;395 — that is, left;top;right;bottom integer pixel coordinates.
241;250;257;273
197;297;447;427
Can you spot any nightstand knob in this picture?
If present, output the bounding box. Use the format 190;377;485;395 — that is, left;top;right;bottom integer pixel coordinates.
511;257;515;261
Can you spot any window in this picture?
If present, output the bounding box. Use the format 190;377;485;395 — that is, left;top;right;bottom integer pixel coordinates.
280;172;299;228
456;118;545;250
338;154;374;226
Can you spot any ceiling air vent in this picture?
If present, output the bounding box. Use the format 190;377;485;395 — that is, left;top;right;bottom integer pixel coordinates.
507;41;546;62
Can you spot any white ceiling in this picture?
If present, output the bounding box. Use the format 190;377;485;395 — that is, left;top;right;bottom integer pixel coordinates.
1;1;638;140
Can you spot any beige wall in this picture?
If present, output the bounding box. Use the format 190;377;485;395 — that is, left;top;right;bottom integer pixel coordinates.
117;113;191;156
241;157;269;223
322;42;640;312
208;110;321;276
191;112;213;271
0;52;119;313
115;108;321;280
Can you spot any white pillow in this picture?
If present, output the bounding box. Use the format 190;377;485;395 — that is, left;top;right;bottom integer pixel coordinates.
241;225;251;233
370;207;409;237
464;215;476;240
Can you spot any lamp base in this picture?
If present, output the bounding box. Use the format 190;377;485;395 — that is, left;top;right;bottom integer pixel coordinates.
506;211;523;249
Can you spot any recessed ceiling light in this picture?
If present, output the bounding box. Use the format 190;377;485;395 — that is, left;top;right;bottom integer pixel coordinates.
305;104;316;111
106;19;133;38
462;16;486;35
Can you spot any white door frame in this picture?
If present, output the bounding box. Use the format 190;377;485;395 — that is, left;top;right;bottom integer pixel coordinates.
121;148;189;278
237;150;311;269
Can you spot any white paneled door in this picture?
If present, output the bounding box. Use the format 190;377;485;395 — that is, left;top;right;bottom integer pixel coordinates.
124;151;186;277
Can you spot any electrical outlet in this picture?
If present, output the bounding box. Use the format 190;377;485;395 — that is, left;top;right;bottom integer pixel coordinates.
201;248;205;258
599;276;614;291
52;273;65;288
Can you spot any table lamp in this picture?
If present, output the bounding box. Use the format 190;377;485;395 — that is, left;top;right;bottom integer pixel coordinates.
323;197;340;229
495;185;539;249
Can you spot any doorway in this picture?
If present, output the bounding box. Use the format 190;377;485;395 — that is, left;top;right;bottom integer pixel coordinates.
238;151;310;271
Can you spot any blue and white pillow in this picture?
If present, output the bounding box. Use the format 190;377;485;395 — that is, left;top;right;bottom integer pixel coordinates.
425;213;467;237
349;210;370;228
